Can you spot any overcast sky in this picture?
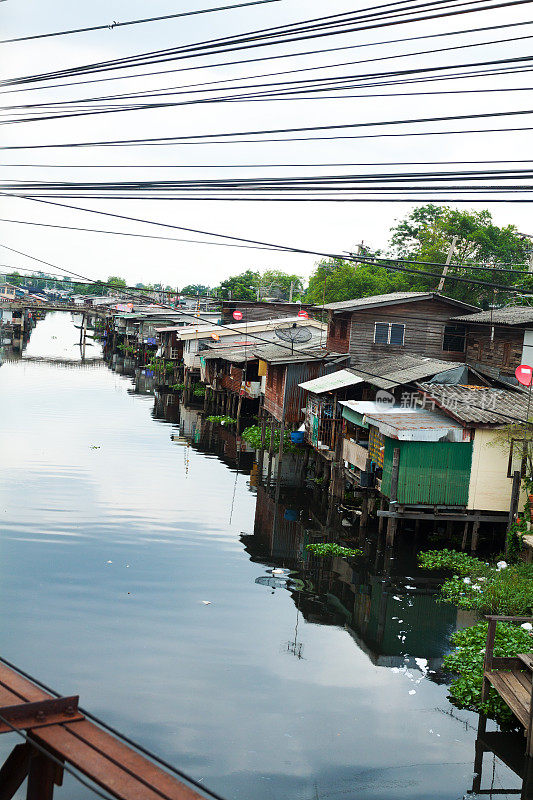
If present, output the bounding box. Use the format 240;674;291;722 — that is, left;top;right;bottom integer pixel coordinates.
2;0;533;290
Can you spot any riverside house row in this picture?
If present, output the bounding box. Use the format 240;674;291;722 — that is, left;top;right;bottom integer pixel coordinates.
100;291;532;550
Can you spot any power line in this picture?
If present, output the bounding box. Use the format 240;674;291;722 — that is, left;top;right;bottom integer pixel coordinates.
0;0;281;44
3;17;533;96
7;104;533;146
4;0;533;89
2;194;532;294
6;29;533;113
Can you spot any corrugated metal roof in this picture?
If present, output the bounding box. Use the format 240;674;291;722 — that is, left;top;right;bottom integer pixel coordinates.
417;383;529;424
349;355;461;390
298;369;363;393
252;342;343;364
178;316;326;340
452;306;533;326
320;292;478;314
202;345;252;363
362;407;466;441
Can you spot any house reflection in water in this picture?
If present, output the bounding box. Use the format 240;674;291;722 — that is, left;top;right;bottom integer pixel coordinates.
245;484;478;672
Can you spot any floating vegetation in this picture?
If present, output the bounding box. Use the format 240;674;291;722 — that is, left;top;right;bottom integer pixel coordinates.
306;543;363;558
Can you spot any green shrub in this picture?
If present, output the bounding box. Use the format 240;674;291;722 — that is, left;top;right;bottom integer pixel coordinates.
443;621;533;725
171;382;185;391
206;415;237;425
241;425;297;452
506;521;525;564
193;384;205;398
306;543;363;558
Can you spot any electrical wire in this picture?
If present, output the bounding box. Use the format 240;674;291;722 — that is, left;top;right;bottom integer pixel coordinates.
4;0;533;89
3;17;533;97
1;201;532;297
0;0;281;44
7;29;533;114
4;191;532;273
0;215;531;271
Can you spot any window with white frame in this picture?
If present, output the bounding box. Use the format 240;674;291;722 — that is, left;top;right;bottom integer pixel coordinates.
374;322;405;345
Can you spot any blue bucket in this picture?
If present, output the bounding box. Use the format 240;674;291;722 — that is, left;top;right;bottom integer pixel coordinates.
290;431;305;445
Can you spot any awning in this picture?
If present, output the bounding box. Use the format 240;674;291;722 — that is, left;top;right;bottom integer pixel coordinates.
298;369;363;394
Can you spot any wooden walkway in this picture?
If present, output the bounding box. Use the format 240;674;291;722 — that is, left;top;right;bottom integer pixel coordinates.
480;616;533;757
0;661;216;800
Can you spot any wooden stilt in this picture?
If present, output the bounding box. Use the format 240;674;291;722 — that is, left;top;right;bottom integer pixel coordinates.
257;414;267;483
461;520;470;551
26;751;58;800
360;494;369;529
386;515;397;546
378;497;386;534
471;520;481;552
266;417;276;486
236;392;243;433
0;744;30;800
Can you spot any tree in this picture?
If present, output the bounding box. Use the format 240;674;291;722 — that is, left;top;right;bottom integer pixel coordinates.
388;205;531;305
257;269;305;300
107;276;127;288
217;270;260;300
182;284;211;296
305;258;408;305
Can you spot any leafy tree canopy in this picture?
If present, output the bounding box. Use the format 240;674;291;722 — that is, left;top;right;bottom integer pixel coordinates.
107;276;127;287
181;284;211;296
305;258;408;305
258;269;305;300
387;204;531;305
217;270;261;300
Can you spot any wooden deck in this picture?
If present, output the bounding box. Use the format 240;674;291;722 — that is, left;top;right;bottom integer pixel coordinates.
480;617;533;757
0;661;216;800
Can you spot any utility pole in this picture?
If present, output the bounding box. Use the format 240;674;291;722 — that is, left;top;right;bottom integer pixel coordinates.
437;235;458;293
289;280;294;303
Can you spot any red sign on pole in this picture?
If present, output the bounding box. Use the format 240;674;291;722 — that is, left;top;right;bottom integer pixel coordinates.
516;364;533;386
233;310;243;321
297;309;309;319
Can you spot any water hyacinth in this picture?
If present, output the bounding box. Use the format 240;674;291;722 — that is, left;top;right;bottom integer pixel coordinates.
306;543;363;559
418;550;533;615
444;622;533;724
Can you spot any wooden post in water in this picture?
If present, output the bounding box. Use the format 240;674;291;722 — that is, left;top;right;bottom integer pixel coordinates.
506;470;522;551
386;448;400;546
236;392;243;433
257;413;267;484
266;417;276;487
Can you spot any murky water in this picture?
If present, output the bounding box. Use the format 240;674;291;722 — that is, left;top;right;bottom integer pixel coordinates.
0;313;522;799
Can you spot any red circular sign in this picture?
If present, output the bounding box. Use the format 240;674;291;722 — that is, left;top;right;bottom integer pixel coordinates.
233;310;243;320
297;309;309;319
516;364;533;386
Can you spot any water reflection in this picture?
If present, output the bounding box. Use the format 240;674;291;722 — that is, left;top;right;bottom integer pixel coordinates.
0;312;526;800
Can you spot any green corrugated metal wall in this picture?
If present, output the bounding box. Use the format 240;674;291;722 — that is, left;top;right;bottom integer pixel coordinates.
381;438;473;505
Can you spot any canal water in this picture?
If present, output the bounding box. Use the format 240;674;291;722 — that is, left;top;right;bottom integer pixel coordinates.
0;313;522;799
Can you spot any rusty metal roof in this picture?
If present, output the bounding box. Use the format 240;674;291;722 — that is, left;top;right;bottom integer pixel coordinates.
417;383;529;424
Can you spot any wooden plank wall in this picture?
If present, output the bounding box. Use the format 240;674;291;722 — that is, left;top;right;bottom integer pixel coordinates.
340;300;468;362
464;324;524;376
